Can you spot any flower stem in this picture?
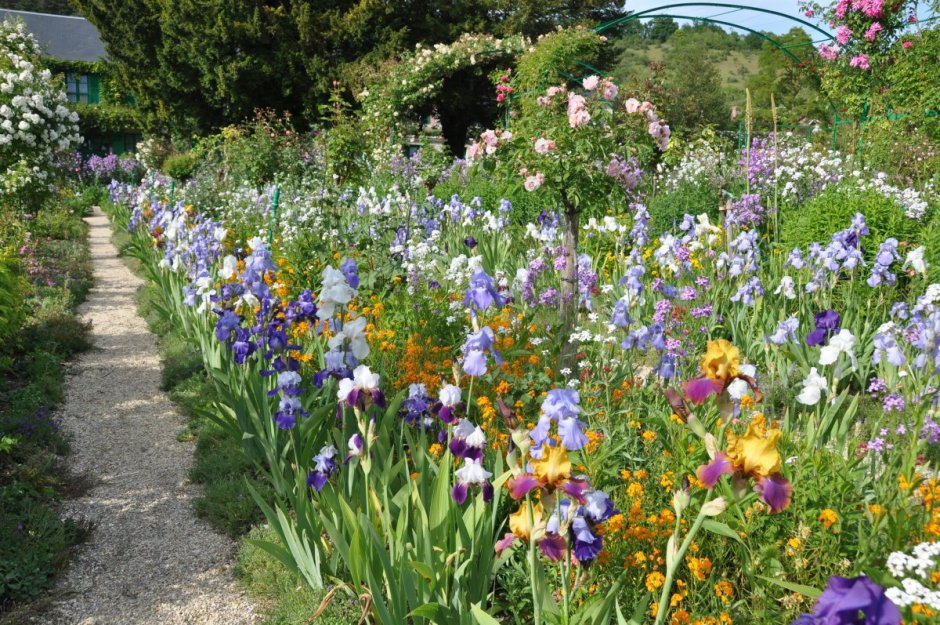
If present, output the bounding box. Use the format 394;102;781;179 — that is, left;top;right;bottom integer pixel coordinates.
653;504;710;625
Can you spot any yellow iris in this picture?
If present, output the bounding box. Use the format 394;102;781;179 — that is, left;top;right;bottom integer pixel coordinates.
726;424;782;477
700;339;740;381
509;501;545;540
531;445;571;486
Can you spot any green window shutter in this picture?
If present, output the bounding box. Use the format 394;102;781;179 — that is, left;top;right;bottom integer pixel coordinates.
112;135;125;155
88;75;101;104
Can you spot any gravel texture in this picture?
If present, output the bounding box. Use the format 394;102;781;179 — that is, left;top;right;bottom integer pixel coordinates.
39;208;258;625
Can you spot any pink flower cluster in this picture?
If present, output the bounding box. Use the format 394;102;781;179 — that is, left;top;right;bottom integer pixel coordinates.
520;168;545;192
582;75;619;100
466;129;513;160
849;53;871;69
495;72;513;104
567;93;590;128
625;98;670;151
536;85;566;108
835;0;884;20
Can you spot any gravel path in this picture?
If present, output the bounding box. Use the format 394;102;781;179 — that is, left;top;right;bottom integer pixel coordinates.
41;208;258;625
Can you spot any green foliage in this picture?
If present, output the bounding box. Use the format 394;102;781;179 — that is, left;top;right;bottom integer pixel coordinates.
73;0;624;137
0;193;95;610
359;33;529;151
432;168;555;225
71;103;142;137
858;117;940;186
0;254;26;351
884;27;940;140
921;211;940;284
647;181;721;236
745;28;829;126
235;525;362;625
0;482;85;604
0;0;74;14
163;151;200;183
513;27;602;98
645;16;678;43
780;183;923;253
319;84;369;185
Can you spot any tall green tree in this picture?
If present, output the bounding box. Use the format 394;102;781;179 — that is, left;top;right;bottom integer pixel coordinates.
645;16;678;42
71;0;625;138
745;27;828;126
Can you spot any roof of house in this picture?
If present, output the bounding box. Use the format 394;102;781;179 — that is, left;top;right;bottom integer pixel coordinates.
0;8;105;62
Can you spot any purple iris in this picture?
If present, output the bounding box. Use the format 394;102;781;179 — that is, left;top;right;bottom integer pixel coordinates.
399;384;431;426
464;236;477;249
463;268;504;311
806;310;841;346
767;316;800;346
214;310;242;342
461;326;501;377
611;298;632;328
340;258;360;289
307;445;338;491
790;576;900;625
531;389;588;452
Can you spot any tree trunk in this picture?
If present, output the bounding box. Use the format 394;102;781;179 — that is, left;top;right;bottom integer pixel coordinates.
559;199;579;372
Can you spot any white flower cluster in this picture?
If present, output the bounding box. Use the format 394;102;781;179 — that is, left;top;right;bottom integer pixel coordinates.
856;171;929;220
0;18;81;199
885;542;940;610
661;138;727;190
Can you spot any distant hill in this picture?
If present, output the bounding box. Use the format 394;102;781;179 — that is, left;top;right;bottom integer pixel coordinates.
612;41;760;91
0;1;76;16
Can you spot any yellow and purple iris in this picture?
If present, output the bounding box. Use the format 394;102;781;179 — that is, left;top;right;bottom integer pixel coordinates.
505;445;589;503
697;424;792;513
682;339;760;405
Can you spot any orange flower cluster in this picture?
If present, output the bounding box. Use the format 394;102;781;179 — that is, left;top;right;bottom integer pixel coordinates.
393;333;453;393
917;477;940;538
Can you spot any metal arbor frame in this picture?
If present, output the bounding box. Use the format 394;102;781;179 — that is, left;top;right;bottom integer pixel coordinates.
590;2;839;143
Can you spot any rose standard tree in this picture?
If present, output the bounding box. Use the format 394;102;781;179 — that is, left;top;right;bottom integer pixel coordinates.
0;18;81;210
468;65;669;368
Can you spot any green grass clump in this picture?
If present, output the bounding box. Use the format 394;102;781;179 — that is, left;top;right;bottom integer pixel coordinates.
236;525;360;625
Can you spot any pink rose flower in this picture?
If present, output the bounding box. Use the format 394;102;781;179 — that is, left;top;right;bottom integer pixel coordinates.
849;54;870;70
582;75;600;91
524;172;545;192
624;98;641;113
864;22;882;42
534;138;556;154
835;26;853;45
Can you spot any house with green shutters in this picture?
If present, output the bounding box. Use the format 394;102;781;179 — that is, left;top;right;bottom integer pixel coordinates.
0;8;141;154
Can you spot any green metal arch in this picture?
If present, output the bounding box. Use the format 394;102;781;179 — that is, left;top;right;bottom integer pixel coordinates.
608;13;807;64
596;3;834;41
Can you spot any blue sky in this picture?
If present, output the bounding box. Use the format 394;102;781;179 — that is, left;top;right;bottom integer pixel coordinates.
621;1;936;36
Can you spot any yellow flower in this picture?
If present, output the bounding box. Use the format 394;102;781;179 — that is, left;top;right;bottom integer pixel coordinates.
509;501;544;541
642;430;657;442
531;445;571;486
646;571;665;592
700;339;740;381
725;424;782;477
